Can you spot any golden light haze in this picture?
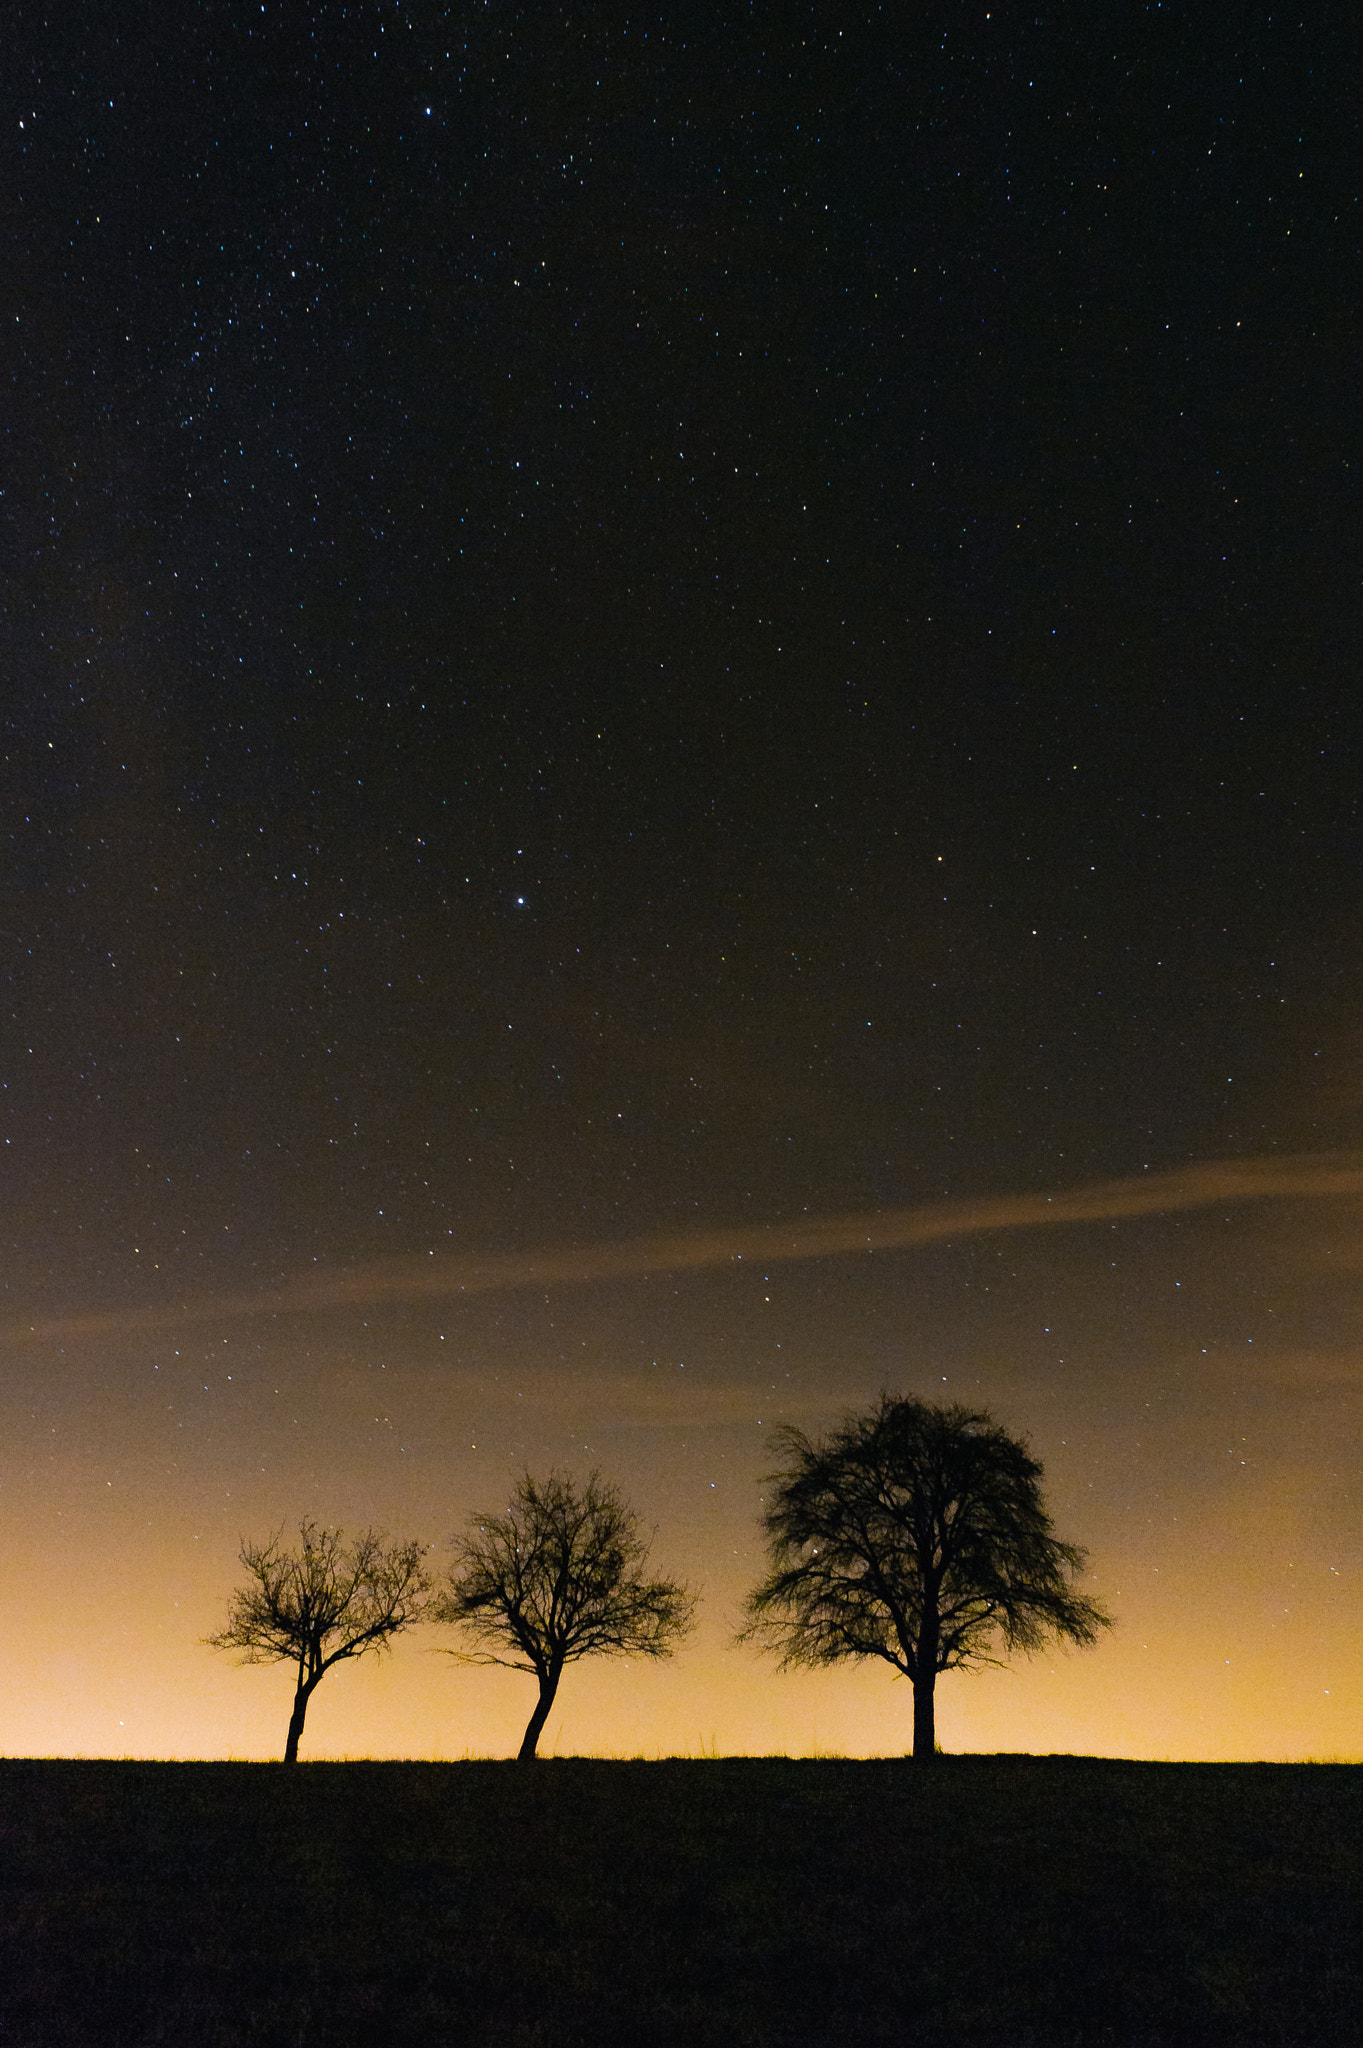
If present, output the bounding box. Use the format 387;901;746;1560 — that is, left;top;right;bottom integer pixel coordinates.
1;1155;1358;1763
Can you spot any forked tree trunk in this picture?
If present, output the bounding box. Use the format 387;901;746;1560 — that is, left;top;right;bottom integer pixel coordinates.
912;1672;937;1761
518;1666;563;1759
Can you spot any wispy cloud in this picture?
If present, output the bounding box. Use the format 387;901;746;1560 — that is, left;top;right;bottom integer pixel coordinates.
12;1151;1363;1344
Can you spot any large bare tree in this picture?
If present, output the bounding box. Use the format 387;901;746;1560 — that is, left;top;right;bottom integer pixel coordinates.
435;1470;696;1758
207;1521;432;1761
741;1395;1112;1759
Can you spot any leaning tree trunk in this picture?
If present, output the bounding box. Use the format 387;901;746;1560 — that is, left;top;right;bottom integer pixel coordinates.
284;1681;313;1763
912;1671;937;1761
518;1666;563;1759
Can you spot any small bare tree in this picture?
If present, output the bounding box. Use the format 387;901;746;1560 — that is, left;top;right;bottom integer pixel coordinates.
206;1521;432;1761
435;1470;696;1758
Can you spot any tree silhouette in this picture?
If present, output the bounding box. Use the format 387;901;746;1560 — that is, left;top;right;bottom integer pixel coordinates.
206;1521;432;1761
435;1470;696;1758
741;1394;1112;1759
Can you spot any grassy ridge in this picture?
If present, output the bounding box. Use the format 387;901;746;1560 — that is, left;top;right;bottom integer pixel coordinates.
1;1757;1357;2045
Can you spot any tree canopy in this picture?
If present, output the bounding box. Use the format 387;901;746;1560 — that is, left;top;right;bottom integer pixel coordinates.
206;1520;432;1761
741;1394;1112;1759
435;1470;696;1758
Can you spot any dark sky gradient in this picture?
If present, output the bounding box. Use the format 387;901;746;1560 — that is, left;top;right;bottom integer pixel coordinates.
1;4;1358;1760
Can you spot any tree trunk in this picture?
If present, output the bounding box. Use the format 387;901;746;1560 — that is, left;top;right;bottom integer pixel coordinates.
518;1667;562;1759
912;1671;937;1761
284;1683;311;1764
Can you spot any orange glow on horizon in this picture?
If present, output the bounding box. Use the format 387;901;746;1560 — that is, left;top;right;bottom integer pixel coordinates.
1;1170;1358;1765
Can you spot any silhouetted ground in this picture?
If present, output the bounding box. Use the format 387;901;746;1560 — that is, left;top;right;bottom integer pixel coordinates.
0;1756;1357;2045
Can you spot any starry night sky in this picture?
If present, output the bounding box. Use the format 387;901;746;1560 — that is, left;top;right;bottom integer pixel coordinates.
1;4;1358;1762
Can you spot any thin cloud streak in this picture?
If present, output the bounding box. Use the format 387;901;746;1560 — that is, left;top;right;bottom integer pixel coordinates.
13;1151;1363;1344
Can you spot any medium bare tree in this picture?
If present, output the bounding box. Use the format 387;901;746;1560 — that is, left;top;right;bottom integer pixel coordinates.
206;1521;432;1761
435;1470;696;1758
741;1394;1112;1760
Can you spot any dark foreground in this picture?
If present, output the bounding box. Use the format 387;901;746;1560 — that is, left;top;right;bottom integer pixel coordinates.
1;1757;1358;2046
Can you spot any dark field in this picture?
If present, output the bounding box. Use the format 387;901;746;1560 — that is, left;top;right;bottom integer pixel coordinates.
1;1757;1358;2046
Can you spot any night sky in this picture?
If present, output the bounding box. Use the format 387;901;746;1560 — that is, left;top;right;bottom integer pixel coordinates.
2;4;1358;1761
